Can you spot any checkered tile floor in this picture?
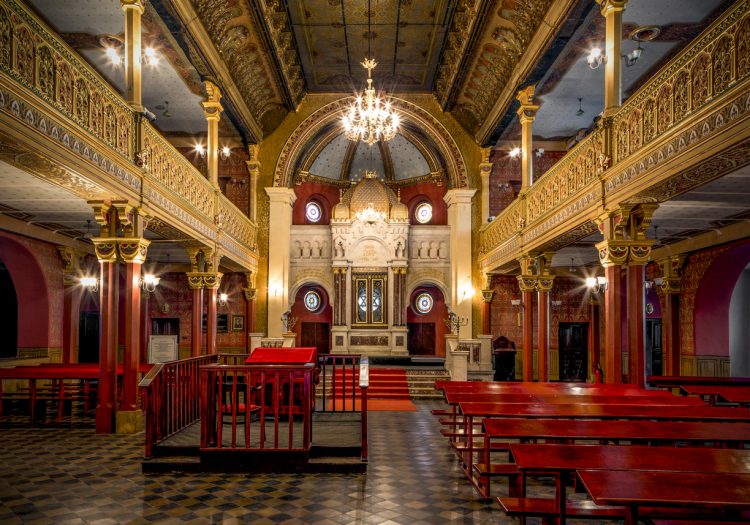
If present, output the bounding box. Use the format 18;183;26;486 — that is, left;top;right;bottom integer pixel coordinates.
0;400;613;524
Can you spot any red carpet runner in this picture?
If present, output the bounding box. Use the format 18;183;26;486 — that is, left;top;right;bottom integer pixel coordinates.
328;368;416;411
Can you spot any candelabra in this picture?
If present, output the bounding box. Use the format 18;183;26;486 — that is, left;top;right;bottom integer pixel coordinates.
444;311;469;335
281;311;298;333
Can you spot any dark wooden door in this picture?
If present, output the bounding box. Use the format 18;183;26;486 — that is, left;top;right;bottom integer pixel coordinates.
558;322;588;382
646;319;663;377
78;312;99;363
301;322;330;354
407;322;436;355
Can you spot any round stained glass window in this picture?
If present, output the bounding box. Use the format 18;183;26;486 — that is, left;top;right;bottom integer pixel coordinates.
415;292;433;314
304;290;321;312
415;202;432;224
306;201;322;223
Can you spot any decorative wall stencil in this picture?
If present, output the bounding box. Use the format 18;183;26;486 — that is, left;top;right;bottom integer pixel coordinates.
350;335;389;346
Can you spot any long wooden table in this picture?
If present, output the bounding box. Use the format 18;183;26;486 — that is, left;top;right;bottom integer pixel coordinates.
507;444;750;525
577;470;750;525
682;385;750;407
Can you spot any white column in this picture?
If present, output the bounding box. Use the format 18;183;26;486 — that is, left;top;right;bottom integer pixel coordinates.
479;148;493;224
265;187;296;338
444;188;477;339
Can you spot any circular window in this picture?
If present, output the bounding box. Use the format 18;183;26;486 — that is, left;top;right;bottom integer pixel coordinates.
304;290;321;312
305;201;322;223
415;292;433;314
415;202;432;224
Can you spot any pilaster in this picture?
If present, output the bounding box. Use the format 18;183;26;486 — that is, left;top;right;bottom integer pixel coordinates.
265;187;296;338
202;80;224;188
658;255;685;376
516;86;540;191
120;0;145;112
57;246;84;364
596;0;628;116
245;144;260;221
479;147;493;224
444;188;476;340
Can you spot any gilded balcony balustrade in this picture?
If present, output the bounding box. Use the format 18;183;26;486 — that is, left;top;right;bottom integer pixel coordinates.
480;0;750;271
0;0;258;271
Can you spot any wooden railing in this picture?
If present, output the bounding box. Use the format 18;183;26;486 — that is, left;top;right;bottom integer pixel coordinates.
0;0;259;267
200;364;314;452
139;355;220;458
319;354;361;412
480;0;750;267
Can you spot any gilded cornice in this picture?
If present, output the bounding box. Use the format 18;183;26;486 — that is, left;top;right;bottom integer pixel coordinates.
164;0;290;139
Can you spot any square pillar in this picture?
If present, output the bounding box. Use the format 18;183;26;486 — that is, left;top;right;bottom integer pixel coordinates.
265;187;297;338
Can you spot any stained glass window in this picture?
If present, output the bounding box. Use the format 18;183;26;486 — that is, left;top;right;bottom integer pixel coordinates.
415;202;432;224
304;290;321;312
352;273;387;326
306;201;322;223
415;292;433;314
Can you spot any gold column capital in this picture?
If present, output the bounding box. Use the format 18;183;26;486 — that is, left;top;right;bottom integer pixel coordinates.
92;238;119;263
481;289;495;303
201;80;224;120
117;238;150;264
628;241;654;265
186;272;204;290
120;0;145;13
536;276;555;292
657;254;686;294
596;0;628;14
57;246;85;286
203;272;223;290
595;239;630;267
243;287;257;302
517;275;538;293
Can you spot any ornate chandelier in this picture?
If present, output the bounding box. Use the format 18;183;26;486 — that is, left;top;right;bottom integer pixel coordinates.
342;58;400;145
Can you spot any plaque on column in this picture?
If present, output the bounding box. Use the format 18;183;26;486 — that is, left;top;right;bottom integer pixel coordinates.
148;335;178;363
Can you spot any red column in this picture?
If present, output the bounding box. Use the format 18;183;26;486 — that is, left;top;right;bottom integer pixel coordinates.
191;287;203;357
627;264;646;387
603;264;623;384
588;298;601;381
537;289;549;382
663;292;681;376
96;261;119;434
522;289;535;381
62;285;83;363
206;287;218;355
482;300;491;335
140;292;150;364
120;262;141;412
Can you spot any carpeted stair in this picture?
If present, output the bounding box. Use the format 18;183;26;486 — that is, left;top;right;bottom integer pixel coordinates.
329;368;410;399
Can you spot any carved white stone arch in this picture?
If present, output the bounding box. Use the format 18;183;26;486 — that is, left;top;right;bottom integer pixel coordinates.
274;97;470;189
406;274;451;310
288;269;334;310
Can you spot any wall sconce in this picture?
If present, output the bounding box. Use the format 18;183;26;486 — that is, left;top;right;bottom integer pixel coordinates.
551;300;562;309
510;299;522;307
508;147;521;160
80;276;99;293
587;47;606;69
140;273;161;293
644;277;664;290
102;37;159;67
460;284;475;302
269;283;283;297
194;144;232;160
585;276;608;294
218;293;228;306
535;148;545;158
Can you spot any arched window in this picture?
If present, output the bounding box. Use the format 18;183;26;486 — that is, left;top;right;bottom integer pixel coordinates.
414;292;433;314
305;200;322;223
414;201;432;224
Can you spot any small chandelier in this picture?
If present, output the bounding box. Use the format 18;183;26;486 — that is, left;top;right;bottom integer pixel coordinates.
342;58;400;145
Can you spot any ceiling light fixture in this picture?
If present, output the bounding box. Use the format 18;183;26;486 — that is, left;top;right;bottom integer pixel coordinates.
576;97;584;117
568;258;577;273
341;0;400;145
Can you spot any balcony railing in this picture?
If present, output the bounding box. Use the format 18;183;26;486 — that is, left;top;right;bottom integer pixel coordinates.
0;0;258;266
480;0;750;265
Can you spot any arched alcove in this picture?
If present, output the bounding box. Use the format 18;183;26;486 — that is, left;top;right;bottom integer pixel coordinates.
0;235;52;355
406;285;448;357
290;284;332;353
0;259;18;358
729;262;750;377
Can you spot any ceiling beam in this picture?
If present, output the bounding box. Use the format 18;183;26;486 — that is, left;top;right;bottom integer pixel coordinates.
650;220;750;261
0;214;94;253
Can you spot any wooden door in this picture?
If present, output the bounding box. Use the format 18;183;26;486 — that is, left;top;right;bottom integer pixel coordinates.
646;319;663;377
407;322;436;355
78;312;99;363
558;322;588;382
301;322;330;354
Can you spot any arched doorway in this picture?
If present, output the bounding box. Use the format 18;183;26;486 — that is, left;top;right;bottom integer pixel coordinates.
0;259;18;358
291;285;332;354
729;261;750;377
406;285;448;357
78;291;99;363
